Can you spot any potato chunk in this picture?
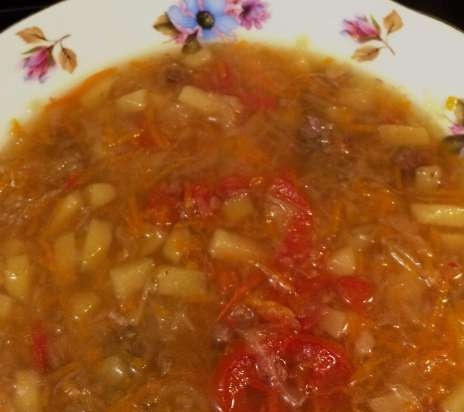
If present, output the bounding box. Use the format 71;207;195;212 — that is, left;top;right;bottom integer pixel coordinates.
209;229;263;263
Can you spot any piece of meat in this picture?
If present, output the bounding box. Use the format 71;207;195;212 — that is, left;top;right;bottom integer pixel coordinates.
296;115;334;151
163;63;190;86
392;147;433;178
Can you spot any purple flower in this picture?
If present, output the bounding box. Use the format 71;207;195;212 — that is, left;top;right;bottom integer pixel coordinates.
451;124;464;135
342;15;380;43
167;0;239;43
238;0;270;30
22;46;54;82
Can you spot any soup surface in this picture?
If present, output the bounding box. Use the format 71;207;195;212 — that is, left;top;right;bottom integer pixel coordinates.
1;42;464;412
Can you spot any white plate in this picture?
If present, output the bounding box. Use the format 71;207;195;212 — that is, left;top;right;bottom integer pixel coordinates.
1;0;464;146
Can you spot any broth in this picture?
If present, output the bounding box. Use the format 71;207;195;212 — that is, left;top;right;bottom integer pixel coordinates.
0;42;463;412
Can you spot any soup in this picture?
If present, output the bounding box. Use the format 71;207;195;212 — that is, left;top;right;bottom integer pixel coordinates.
1;42;464;412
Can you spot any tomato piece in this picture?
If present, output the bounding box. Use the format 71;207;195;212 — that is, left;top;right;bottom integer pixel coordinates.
146;182;182;225
184;182;219;218
295;275;332;298
64;172;81;191
335;276;374;311
268;177;312;218
266;390;289;412
215;269;240;301
292;275;333;331
269;176;314;271
274;214;312;270
212;331;352;412
31;321;49;374
211;346;269;412
282;334;353;395
238;91;278;112
218;270;264;322
217;175;251;200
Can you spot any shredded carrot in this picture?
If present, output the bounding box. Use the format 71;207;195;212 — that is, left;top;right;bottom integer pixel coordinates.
48;67;117;107
47;361;79;382
394;166;403;190
328;200;343;234
233;135;271;167
125;196;144;236
38;239;76;287
217;271;264;322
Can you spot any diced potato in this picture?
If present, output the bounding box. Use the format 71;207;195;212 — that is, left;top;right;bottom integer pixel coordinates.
163;225;193;264
386;271;425;323
47;191;83;235
80;74;115;108
116;89;147;112
178;86;242;126
99;356;128;386
411;203;464;228
437;232;464;254
156;266;208;300
84;183;116;209
209;229;264;264
81;219;113;272
53;232;77;278
183;48;213;68
415;165;442;192
141;226;167;256
69;291;100;321
319;307;348;339
378;125;431;146
442;382;464;412
110;258;154;301
355;329;375;357
222;195;255;223
4;254;31;301
14;370;42;412
179;86;225;113
0;293;14;320
327;246;356;276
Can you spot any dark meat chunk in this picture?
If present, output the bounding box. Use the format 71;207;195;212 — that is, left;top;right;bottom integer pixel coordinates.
163;63;191;86
443;134;464;154
296;114;334;151
392;147;433;178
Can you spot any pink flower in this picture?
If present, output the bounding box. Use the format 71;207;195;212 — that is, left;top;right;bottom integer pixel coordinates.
23;46;54;82
238;0;270;30
342;15;380;43
451;124;464;135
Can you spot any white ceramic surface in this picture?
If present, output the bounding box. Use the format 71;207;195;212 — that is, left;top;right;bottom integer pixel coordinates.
1;0;464;146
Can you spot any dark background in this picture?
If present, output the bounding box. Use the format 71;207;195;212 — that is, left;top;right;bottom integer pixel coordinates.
0;0;463;31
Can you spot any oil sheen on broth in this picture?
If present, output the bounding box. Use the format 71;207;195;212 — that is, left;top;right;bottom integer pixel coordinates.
1;42;464;412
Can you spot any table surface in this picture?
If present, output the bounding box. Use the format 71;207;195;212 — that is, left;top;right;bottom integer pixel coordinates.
1;1;462;32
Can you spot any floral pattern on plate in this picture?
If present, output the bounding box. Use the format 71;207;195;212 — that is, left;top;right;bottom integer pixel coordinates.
154;0;270;52
17;27;77;83
446;97;464;135
342;10;403;62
